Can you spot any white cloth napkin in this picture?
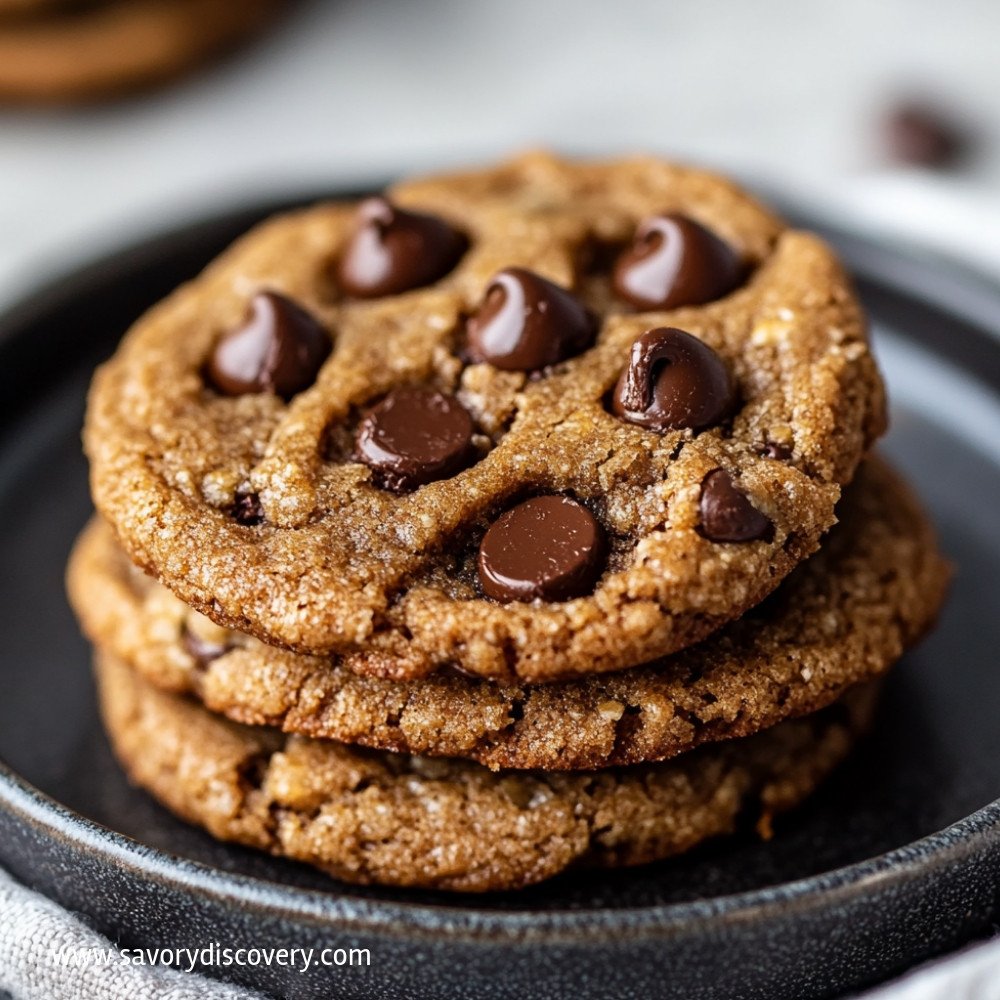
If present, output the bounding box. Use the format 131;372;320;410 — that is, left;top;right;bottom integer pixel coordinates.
858;939;1000;1000
0;869;265;1000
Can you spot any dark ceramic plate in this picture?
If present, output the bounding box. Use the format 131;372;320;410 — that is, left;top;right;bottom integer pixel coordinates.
1;192;1000;1000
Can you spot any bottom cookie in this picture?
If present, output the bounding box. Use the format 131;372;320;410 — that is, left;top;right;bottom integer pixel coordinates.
96;652;878;893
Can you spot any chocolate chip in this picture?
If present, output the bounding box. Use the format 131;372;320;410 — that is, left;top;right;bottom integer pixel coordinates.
465;268;597;371
355;386;476;492
230;492;264;526
478;495;605;603
181;626;230;668
337;197;468;298
761;441;793;461
611;327;736;432
698;470;773;543
613;214;744;310
206;292;331;400
884;100;968;169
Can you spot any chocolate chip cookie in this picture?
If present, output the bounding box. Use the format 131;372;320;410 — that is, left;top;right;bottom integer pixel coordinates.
85;153;887;683
0;0;68;16
70;458;944;771
0;0;281;103
95;651;878;892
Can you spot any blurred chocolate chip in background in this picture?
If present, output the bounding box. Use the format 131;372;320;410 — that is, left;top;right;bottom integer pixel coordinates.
881;97;975;170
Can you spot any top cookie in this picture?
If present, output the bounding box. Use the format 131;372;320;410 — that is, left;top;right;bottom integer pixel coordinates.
85;153;886;683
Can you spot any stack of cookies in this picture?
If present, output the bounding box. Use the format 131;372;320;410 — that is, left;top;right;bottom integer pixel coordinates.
0;0;282;103
68;153;950;892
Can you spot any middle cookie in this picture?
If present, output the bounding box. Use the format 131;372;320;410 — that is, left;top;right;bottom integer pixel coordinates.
68;458;949;771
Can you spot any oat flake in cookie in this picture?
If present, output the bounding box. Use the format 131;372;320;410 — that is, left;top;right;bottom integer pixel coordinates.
69;458;950;771
95;651;879;893
85;153;887;683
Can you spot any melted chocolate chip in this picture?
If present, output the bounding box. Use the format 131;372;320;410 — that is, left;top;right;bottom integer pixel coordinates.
478;495;605;603
611;327;736;431
230;492;264;527
181;626;230;668
761;441;793;461
337;197;468;298
884;100;969;169
698;470;773;543
207;292;331;400
613;214;744;310
465;268;597;371
356;387;476;492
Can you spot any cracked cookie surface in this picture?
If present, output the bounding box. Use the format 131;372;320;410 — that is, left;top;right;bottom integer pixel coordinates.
85;152;887;682
95;651;877;892
70;458;947;771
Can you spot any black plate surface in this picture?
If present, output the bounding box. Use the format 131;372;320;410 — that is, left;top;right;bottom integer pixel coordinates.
1;194;1000;1000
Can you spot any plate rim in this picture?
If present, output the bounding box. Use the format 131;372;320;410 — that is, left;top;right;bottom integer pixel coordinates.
5;760;1000;942
2;188;1000;943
